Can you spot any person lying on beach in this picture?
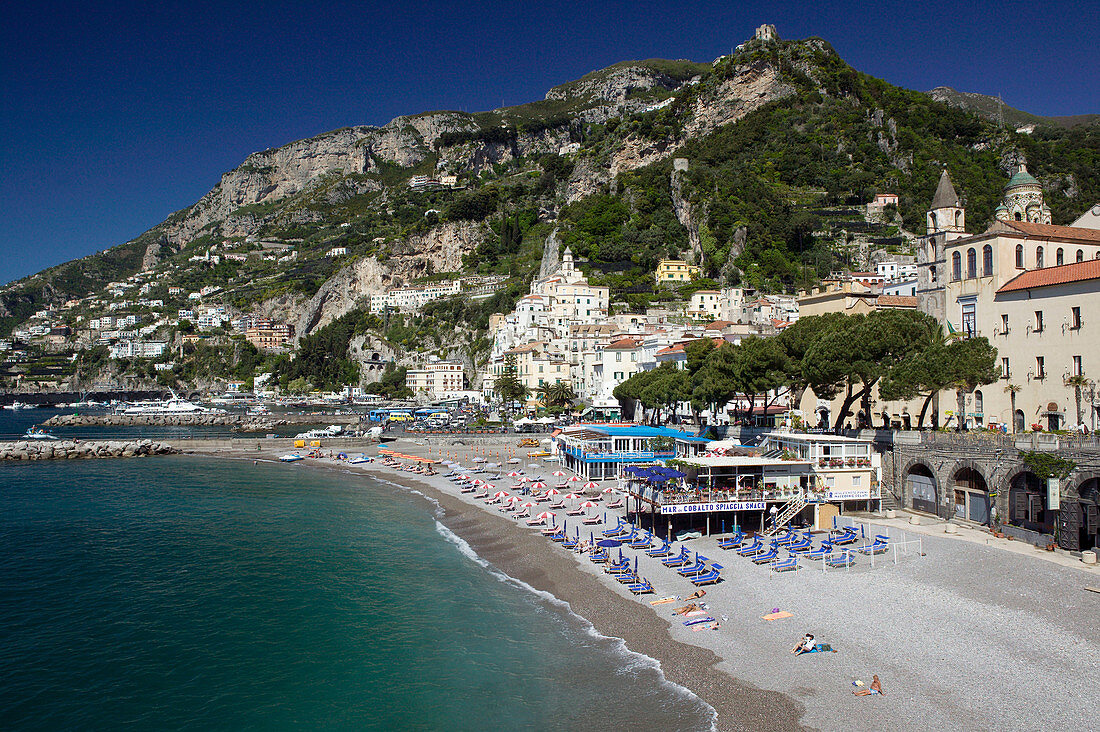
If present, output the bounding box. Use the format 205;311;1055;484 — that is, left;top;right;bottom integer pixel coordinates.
672;603;699;616
792;634;815;654
853;675;884;696
685;589;706;601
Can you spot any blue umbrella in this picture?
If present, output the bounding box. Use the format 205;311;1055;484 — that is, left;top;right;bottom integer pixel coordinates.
596;539;621;547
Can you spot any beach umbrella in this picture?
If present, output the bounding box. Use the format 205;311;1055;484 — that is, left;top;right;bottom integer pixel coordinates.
564;493;580;501
520;501;537;508
472;478;484;486
545;487;560;497
579;500;598;511
483;483;497;491
508;471;521;478
602;486;616;494
583;481;599;490
519;475;531;483
596;539;621;548
568;475;581;483
505;495;520;504
527;463;541;469
486;462;499;469
552;470;567;477
492;490;509;499
531;481;546;490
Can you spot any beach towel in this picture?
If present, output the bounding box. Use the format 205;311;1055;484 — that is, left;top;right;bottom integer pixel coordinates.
683;610;709;618
761;611;794;621
691;622;719;632
649;597;677;605
683;617;716;627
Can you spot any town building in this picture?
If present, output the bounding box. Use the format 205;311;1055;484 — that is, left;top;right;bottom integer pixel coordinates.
655;259;701;284
405;358;466;398
244;319;295;352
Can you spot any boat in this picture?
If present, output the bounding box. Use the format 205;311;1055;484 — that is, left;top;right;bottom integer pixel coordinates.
118;391;224;415
278;453;304;462
247;405;271;416
23;426;59;440
293;426;344;439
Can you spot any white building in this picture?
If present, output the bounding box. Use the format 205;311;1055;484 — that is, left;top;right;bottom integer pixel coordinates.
405;358;466;398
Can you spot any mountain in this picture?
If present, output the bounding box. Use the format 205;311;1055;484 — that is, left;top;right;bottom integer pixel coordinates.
3;27;1098;392
928;86;1100;130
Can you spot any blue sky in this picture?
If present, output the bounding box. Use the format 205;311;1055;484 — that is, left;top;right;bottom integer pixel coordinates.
1;0;1097;285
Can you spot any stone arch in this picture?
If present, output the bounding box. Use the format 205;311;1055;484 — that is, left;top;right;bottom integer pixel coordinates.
1002;466;1052;536
949;461;991;523
902;459;939;515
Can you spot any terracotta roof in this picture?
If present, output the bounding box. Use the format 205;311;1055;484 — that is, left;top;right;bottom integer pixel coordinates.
604;337;642;350
876;295;918;308
997;259;1100;293
994;220;1100;243
656;337;725;357
705;320;736;329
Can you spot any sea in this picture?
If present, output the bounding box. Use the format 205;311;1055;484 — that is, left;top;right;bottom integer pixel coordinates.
0;452;715;730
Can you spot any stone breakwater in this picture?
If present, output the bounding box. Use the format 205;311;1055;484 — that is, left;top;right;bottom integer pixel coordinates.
42;413;287;432
0;439;179;461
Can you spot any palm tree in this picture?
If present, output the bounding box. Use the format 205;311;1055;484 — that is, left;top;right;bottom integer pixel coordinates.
1004;383;1021;433
1065;375;1089;429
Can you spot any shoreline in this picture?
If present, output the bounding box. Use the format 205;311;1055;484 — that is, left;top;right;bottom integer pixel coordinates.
206;445;807;732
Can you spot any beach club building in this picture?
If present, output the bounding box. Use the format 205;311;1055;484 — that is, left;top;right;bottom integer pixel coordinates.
619;433;880;536
553;424;710;480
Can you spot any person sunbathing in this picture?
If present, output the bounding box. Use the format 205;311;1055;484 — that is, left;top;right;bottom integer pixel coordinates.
853;675;884;696
685;589;706;601
672;603;699;616
792;633;815;655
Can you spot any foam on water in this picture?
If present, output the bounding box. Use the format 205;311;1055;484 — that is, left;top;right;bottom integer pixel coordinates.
434;519;718;727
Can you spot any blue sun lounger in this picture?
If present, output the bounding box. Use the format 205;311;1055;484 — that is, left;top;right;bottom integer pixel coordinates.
628;579;654;595
787;536;813;553
689;569;722;586
824;550;856;569
589;550;608;563
717;531;745;549
602;520;628;537
628;533;653;549
830;526;859;545
751;547;779;564
736;537;763;556
646;541;673;558
858;535;890;555
661;549;691;568
772;529;797;547
771;556;800;572
677;560;708;577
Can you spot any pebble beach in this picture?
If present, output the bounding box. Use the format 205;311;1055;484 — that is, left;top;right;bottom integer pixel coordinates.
199;435;1100;732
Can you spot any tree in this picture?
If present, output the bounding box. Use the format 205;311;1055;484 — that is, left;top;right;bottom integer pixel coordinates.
1005;382;1022;432
692;343;739;424
729;336;790;423
494;354;529;416
286;377;312;395
1065;375;1089;428
945;337;1000;431
776;313;848;419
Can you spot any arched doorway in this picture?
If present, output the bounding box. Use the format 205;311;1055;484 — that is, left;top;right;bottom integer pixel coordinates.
816;406;830;429
906;463;938;515
1014;409;1026;434
1071;479;1099;552
952;466;990;524
1009;472;1053;535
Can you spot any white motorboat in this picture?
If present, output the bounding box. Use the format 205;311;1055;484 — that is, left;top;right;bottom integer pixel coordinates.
278;453;304;463
24;427;59;440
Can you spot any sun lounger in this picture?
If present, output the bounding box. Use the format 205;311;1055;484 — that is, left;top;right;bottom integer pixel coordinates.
628;580;654;595
605;499;624;509
605;561;631;575
581;514;601;525
677;561;710;577
689;570;721;586
830;526;859;545
803;541;833;560
661;550;691;568
562;536;578;549
858;535;890;555
460;485;475;493
787;537;813;553
751;547;778;564
646;541;673;558
772;529;795;546
771;556;800;572
628;534;653;550
589;550;608;564
526;516;549;526
683;616;716;626
616;572;641;584
717;531;745;549
824;550;855;569
602;521;627;537
565;507;585;516
542;525;563;537
736;538;763;556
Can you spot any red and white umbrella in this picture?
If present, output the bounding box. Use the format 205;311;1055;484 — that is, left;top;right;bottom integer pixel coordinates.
583;481;599;490
504;495;520;504
519;476;531;483
472;478;484;486
483;483;497;491
567;475;582;483
564;493;580;501
530;481;547;490
492;490;510;499
552;470;567;477
534;511;555;520
519;501;537;508
602;486;616;494
579;500;599;509
544;487;560;497
507;471;521;478
459;475;471;481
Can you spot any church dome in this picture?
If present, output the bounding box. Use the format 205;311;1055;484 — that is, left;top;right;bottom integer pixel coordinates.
1005;166;1040;190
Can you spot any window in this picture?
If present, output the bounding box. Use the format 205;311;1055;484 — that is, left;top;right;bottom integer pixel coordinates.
852;475;862;487
962;302;976;338
825;476;836;488
1001;314;1009;334
630;352;636;362
1036;246;1044;268
975;390;984;415
952;252;961;280
983;245;993;276
1057;248;1065;266
930;265;937;283
1016;244;1024;268
966;248;976;278
1034;311;1044;333
615;352;622;362
1072;306;1082;330
1074;356;1083;377
1002;357;1010;378
1035;356;1045;379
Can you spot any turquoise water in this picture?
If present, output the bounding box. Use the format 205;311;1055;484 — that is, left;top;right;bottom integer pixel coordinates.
0;457;713;730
